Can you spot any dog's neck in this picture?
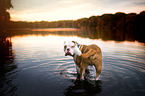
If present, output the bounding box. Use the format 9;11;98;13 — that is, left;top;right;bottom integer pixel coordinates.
77;44;81;49
73;45;82;56
73;45;84;62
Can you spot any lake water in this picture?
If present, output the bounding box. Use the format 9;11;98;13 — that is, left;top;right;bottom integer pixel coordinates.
0;28;145;96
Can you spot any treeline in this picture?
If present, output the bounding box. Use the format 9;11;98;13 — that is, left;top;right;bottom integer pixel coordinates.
8;20;74;28
75;11;145;42
7;11;145;29
0;0;145;42
7;11;145;42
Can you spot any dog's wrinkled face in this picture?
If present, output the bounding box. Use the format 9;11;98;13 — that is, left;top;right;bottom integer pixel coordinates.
64;41;82;57
64;41;76;56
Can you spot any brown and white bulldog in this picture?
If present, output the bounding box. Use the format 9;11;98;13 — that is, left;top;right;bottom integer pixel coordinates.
64;41;102;80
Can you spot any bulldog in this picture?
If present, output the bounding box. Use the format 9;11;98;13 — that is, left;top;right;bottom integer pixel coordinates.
64;41;102;80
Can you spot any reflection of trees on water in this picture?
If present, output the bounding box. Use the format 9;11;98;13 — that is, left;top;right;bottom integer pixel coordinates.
0;38;12;61
0;38;17;96
7;11;145;43
4;28;141;42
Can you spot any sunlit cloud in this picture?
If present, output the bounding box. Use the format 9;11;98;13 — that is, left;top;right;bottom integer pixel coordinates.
9;0;145;21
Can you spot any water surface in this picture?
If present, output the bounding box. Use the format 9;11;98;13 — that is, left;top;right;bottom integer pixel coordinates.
0;28;145;96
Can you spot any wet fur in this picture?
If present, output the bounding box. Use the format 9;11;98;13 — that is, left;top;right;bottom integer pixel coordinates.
74;44;102;80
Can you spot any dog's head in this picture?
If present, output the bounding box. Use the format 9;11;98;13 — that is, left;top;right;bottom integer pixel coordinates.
64;41;82;57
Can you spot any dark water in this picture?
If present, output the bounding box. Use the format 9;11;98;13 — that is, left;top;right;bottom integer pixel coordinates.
0;28;145;96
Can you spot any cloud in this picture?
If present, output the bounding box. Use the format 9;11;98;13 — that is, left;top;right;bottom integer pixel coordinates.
10;0;145;21
134;1;145;5
11;1;93;21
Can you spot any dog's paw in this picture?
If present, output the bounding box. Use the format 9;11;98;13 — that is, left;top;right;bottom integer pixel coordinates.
96;78;101;81
80;78;84;81
79;77;84;81
76;77;84;81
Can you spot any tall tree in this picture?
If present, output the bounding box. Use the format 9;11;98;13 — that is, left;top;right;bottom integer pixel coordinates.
0;0;13;30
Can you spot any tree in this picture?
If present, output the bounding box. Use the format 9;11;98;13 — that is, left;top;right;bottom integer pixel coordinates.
75;18;88;28
125;13;137;41
88;16;99;28
112;12;126;40
135;11;145;42
0;0;13;30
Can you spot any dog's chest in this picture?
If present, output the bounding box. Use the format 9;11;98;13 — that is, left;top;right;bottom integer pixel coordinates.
73;55;82;67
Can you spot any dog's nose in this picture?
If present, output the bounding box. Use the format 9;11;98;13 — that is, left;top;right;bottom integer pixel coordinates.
67;48;70;51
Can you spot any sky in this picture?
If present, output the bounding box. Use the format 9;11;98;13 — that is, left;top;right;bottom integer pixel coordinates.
9;0;145;22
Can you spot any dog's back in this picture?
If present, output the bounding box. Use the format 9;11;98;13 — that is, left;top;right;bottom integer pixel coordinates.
88;44;102;54
80;44;102;64
81;44;102;57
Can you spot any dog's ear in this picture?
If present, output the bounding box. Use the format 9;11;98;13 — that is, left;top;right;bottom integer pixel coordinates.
64;41;66;45
72;41;78;45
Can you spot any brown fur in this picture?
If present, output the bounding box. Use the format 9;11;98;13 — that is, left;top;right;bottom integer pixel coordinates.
74;44;102;80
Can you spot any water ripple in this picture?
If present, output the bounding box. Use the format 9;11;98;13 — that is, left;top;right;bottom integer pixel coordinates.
1;35;144;96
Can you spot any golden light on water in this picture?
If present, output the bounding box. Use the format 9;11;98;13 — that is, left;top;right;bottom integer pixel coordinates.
11;34;144;50
31;28;80;32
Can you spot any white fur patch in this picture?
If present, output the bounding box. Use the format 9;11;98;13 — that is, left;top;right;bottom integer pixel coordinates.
64;41;82;56
74;46;82;56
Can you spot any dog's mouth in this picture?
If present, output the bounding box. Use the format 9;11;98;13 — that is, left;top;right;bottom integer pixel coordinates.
65;52;73;56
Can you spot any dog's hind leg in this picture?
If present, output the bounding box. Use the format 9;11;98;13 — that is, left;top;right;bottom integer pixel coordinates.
94;61;102;80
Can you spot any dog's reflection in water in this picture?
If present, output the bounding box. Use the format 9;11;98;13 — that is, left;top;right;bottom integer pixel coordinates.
64;78;102;96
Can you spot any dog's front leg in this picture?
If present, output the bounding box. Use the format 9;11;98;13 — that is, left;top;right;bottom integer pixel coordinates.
76;65;80;74
76;65;81;80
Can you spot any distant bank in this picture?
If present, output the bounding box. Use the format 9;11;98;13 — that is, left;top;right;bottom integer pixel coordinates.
1;11;145;43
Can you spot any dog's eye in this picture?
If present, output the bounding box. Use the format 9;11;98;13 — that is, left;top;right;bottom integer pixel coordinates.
64;45;67;49
71;45;75;48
